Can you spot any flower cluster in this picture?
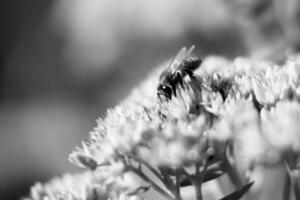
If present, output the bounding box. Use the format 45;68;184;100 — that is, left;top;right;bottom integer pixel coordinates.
25;54;300;200
24;170;145;200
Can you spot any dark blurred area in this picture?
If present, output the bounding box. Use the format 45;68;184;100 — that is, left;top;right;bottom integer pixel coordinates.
1;0;300;199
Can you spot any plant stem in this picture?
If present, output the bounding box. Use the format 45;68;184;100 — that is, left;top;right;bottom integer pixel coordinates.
194;180;203;200
175;169;182;200
225;145;243;189
130;166;175;200
160;167;178;194
282;170;291;200
284;160;300;200
193;162;208;200
291;170;300;200
225;158;243;188
128;155;176;193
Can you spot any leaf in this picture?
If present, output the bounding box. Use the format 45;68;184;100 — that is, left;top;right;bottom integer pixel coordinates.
126;185;151;196
75;154;98;170
159;166;177;176
204;161;226;182
219;181;254;200
203;170;225;182
180;170;225;187
180;162;225;187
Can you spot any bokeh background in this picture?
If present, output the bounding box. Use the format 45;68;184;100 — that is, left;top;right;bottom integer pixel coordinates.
1;0;300;199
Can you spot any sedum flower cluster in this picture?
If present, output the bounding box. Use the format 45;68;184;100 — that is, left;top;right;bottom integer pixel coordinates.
25;54;300;200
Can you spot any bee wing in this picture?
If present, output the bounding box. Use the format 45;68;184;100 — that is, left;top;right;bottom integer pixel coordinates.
169;46;187;71
186;45;195;57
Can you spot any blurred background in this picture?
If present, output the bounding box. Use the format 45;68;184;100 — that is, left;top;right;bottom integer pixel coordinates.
1;0;300;199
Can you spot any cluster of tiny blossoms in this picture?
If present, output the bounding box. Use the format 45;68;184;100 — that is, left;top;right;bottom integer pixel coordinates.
25;55;300;200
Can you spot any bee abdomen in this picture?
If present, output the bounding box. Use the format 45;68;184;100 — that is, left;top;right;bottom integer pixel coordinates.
180;57;202;71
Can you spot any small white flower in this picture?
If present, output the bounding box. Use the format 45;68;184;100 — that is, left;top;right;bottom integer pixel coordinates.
285;59;300;83
252;77;277;105
164;81;201;120
261;101;300;154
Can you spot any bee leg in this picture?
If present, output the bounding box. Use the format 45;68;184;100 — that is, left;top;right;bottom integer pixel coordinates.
171;84;177;97
186;70;197;82
157;93;162;102
175;71;184;88
184;69;194;78
179;77;184;88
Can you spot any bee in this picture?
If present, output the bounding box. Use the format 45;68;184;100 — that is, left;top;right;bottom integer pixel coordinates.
157;45;202;100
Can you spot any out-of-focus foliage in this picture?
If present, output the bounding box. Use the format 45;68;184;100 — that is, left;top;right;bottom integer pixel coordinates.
50;0;233;79
222;0;300;60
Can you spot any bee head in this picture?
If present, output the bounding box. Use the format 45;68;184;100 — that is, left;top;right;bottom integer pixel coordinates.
157;84;172;100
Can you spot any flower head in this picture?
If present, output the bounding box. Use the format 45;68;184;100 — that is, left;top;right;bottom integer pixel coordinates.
261;101;300;155
25;53;300;200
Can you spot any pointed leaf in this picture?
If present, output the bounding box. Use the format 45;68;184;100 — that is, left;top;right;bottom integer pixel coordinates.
219;181;254;200
181;162;226;187
203;170;225;182
126;185;151;196
204;161;226;182
181;170;225;187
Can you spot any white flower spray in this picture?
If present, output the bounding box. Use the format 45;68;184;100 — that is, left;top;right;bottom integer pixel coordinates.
25;54;300;200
